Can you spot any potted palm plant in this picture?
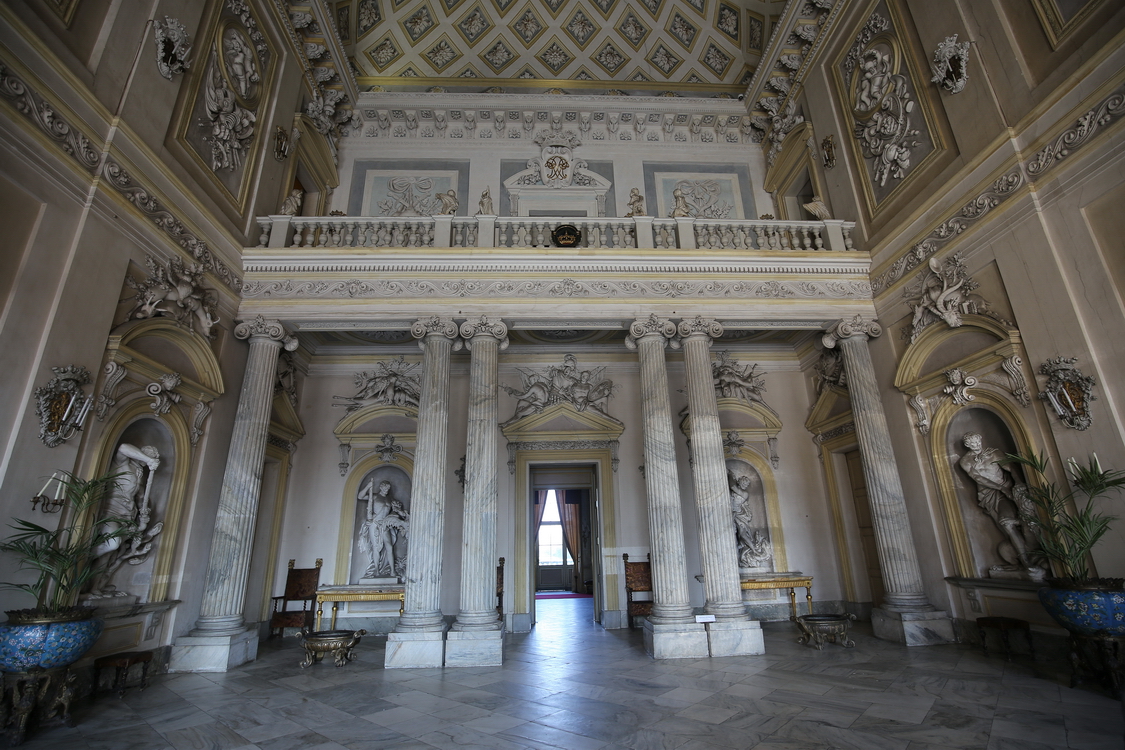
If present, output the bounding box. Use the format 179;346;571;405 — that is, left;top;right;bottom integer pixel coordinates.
0;471;130;672
1004;452;1125;635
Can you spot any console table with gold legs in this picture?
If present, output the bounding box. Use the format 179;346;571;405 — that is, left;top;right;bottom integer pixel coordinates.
313;586;405;631
740;575;813;621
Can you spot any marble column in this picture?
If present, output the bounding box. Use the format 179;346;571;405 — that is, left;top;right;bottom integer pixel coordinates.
627;316;709;659
386;316;459;668
170;317;296;672
447;316;507;667
822;316;953;645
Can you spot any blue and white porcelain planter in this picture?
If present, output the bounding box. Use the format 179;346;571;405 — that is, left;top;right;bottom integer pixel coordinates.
0;609;103;672
1038;580;1125;636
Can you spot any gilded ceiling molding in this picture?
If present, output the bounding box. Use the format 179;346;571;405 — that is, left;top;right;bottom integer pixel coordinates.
240;277;873;300
870;169;1023;296
0;61;101;173
1025;82;1125;177
101;158;243;292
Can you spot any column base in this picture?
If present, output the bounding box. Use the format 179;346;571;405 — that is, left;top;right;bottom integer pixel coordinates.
385;627;447;668
168;627;258;672
872;607;955;646
445;628;504;667
707;619;765;657
642;620;709;659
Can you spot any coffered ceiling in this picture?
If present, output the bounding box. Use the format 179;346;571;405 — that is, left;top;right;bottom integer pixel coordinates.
328;0;789;97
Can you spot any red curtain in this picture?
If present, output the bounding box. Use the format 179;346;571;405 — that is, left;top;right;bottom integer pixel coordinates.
533;490;549;535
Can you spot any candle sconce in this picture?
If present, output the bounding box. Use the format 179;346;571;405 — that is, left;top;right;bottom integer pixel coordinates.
34;365;94;447
1038;356;1095;431
31;472;66;513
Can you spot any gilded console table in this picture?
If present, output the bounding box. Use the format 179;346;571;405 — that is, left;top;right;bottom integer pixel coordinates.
314;585;405;630
740;575;813;621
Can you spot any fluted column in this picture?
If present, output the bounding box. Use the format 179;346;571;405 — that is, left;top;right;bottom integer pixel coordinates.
626;315;694;624
678;317;747;620
823;316;933;612
397;316;460;631
193;317;296;635
454;316;508;631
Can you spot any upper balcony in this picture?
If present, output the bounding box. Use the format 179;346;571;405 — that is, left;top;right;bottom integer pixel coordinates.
255;215;856;253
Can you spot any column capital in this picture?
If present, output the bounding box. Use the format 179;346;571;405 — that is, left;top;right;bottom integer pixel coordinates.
234;316;297;350
411;316;459;349
459;315;509;351
822;315;882;349
625;314;677;350
677;316;724;341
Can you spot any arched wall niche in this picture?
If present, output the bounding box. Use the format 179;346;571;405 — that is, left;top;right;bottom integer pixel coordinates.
85;397;193;604
894;314;1020;390
929;391;1039;579
724;448;788;573
334;451;415;585
107;317;225;396
348;464;413;584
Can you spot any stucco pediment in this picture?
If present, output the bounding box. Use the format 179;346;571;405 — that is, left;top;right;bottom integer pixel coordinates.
501;401;624;443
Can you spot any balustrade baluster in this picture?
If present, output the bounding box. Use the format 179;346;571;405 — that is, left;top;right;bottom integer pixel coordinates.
843;226;854;250
454;222;463;247
800;227;811;250
498;221;508;247
812;227;824;250
257;220;270;247
343;222;355;246
291;220;304;247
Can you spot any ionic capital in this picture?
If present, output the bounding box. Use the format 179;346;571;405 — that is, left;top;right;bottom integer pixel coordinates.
234;316;297;350
821;315;882;349
625;314;677;350
677;316;724;342
411;316;460;350
459;315;509;351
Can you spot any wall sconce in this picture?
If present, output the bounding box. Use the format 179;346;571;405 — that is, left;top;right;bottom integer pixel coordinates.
31;472;66;513
274;125;300;161
34;365;93;447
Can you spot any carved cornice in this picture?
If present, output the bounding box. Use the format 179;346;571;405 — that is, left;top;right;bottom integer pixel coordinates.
1026;82;1125;177
870;169;1023;296
507;439;620;474
241;278;872;300
815;422;855;444
0;61;101;172
822;315;881;348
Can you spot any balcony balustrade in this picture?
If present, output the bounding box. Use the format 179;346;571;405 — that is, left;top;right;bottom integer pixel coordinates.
256;215;856;253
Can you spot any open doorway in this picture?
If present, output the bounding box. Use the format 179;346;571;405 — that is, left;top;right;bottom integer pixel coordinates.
530;465;597;623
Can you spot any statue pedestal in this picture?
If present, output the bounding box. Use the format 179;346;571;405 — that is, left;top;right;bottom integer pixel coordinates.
642;621;709;659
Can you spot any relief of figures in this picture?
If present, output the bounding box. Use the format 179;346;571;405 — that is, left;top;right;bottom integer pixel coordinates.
501;354;617;425
125;254;220;339
902;254;1005;343
727;463;773;570
201;58;257;173
712;351;776;414
957;432;1046;581
333;356;421;412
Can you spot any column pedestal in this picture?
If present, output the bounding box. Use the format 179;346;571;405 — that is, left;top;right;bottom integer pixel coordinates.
706;620;765;657
445;627;505;667
385;628;448;669
167;629;258;673
643;621;709;659
872;609;955;646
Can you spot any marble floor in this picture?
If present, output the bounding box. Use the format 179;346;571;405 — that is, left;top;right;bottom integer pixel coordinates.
18;599;1125;750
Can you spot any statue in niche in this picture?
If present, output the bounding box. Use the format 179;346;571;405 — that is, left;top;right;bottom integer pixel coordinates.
86;443;165;598
502;354;617;425
125;254;220;339
476;186;494;215
279;188;304;216
728;469;773;569
333;356;421;412
436;189;458;215
957;432;1046;581
625;188;646;217
357;479;409;579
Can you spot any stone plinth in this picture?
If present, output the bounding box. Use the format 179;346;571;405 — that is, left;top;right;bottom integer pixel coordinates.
642;620;709;659
706;620;765;657
445;628;504;666
872;608;955;646
167;628;258;673
385;629;447;668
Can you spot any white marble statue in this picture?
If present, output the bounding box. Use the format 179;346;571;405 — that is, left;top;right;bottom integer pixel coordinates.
87;443;164;597
476;186;494;215
957;432;1045;580
625;187;646;217
729;470;772;569
357;479;409;579
280;188;303;216
669;187;691;217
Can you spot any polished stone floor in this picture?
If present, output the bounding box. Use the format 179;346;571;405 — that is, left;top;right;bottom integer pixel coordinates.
19;599;1125;749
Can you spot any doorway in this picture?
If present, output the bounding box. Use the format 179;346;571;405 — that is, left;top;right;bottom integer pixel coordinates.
530;464;597;624
844;449;885;606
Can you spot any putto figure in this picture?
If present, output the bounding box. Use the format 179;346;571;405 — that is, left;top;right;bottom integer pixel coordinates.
125;254;220;339
357;479;409;579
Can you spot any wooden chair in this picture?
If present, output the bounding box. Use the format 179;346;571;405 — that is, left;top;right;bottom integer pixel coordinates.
269;558;322;637
496;557;506;616
623;553;653;629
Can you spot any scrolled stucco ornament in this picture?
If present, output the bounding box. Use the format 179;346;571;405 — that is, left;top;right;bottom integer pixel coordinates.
930;35;970;94
153;17;192;79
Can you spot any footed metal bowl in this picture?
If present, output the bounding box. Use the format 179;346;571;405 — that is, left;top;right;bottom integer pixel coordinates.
796;614;856;650
297;628;367;668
